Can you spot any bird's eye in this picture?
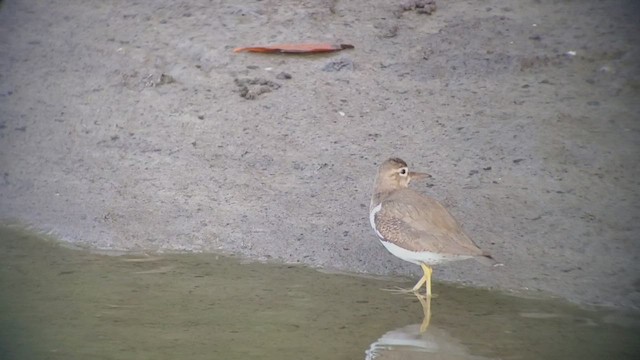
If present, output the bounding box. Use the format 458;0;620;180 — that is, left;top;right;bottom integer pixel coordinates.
399;168;408;176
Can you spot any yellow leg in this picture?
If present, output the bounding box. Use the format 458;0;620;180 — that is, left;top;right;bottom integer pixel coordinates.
385;263;433;296
411;273;427;292
413;263;433;297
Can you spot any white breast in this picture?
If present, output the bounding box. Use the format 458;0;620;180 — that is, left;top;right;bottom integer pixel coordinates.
369;203;384;238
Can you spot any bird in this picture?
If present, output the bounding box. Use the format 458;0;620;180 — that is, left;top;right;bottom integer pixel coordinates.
369;158;494;297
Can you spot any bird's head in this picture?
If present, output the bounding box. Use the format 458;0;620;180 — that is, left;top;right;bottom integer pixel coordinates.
375;158;431;190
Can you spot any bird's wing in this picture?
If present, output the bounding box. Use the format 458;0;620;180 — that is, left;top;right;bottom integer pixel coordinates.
375;190;484;256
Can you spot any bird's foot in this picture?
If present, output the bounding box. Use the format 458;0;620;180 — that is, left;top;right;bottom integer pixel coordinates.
381;287;439;298
381;286;416;295
414;292;439;299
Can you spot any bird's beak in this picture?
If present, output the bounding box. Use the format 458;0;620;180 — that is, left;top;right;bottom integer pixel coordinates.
409;171;432;180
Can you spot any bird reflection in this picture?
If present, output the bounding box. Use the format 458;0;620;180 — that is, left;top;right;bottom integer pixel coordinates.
380;291;433;332
365;293;489;360
415;293;432;333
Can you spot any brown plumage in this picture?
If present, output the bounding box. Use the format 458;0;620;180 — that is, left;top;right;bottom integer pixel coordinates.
369;158;493;296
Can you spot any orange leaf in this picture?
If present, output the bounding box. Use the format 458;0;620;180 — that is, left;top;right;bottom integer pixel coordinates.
233;43;354;54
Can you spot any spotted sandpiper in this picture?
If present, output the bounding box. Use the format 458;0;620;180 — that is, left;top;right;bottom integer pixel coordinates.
369;158;494;297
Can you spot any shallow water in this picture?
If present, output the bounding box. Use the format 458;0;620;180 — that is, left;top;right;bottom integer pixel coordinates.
0;226;638;360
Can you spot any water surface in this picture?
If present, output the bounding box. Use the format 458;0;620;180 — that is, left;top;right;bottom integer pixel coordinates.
1;226;638;359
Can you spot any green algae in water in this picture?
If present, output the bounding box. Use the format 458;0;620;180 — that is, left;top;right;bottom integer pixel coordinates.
0;226;638;360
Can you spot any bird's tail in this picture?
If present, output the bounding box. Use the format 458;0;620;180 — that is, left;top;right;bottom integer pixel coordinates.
475;253;503;267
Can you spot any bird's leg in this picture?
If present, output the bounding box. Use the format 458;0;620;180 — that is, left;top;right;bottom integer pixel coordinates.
386;264;433;295
415;263;433;297
411;273;427;293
